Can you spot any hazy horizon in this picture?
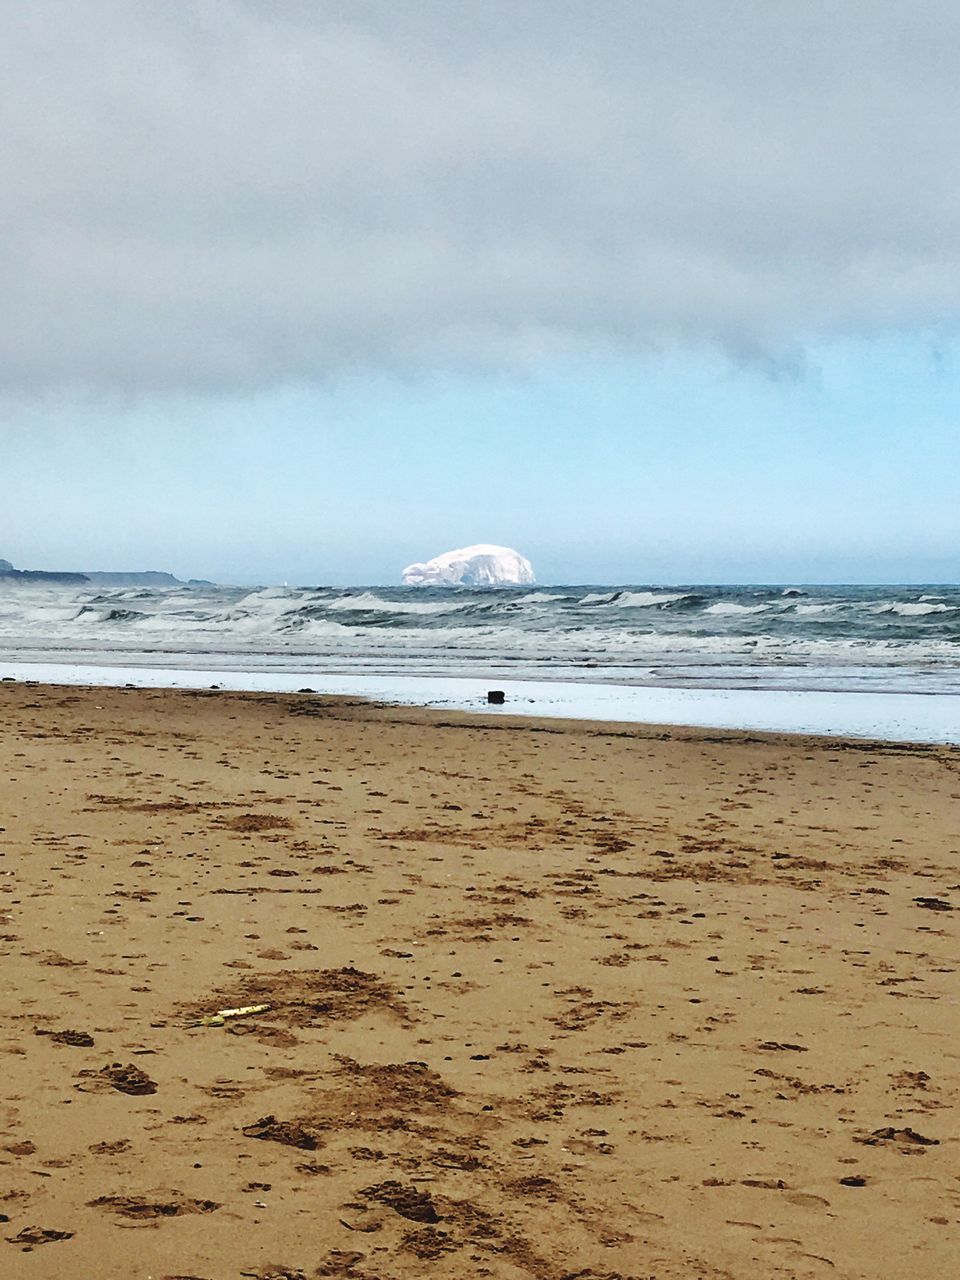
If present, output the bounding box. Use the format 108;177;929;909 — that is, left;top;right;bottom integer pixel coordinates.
3;559;959;589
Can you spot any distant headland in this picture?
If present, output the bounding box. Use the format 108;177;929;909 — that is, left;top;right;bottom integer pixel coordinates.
0;558;213;587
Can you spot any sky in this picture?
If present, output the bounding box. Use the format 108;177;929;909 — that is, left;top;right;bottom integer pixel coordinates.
2;1;958;585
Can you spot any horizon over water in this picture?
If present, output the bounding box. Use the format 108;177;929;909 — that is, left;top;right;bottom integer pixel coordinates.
0;580;958;743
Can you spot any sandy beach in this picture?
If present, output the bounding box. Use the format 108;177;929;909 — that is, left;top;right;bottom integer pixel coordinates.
1;680;957;1279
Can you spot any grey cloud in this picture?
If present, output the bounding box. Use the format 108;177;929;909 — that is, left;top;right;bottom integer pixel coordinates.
3;0;960;395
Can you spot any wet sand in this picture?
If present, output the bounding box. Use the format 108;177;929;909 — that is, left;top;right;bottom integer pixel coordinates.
0;682;957;1279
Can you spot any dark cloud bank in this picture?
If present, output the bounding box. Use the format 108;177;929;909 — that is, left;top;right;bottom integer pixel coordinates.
3;1;959;395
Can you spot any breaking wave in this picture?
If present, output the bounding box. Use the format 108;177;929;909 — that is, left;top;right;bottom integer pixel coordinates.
325;591;455;615
874;601;956;617
705;602;772;615
0;581;957;694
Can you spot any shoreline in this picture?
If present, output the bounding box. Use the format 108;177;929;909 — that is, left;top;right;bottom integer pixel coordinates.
1;658;959;744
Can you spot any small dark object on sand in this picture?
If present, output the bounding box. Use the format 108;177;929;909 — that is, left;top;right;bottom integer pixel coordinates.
7;1226;74;1247
360;1180;439;1223
99;1062;158;1095
89;1194;219;1220
36;1028;94;1048
863;1127;939;1146
242;1116;320;1150
487;690;505;705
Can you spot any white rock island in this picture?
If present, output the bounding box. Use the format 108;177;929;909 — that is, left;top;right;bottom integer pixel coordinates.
402;544;535;587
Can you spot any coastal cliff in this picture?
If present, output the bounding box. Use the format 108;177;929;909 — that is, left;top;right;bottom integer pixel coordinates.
0;559;210;587
0;560;89;584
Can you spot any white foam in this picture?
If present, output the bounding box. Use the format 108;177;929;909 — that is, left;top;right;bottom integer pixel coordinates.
705;602;771;615
239;586;297;603
890;602;953;616
869;600;955;617
326;592;454;615
614;591;686;608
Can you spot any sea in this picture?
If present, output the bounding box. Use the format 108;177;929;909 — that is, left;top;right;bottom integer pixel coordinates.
1;581;958;742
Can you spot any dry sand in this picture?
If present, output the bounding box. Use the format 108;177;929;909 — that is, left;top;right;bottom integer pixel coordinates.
0;681;957;1279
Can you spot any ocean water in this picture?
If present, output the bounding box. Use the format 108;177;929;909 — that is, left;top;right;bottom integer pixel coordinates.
0;581;958;695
